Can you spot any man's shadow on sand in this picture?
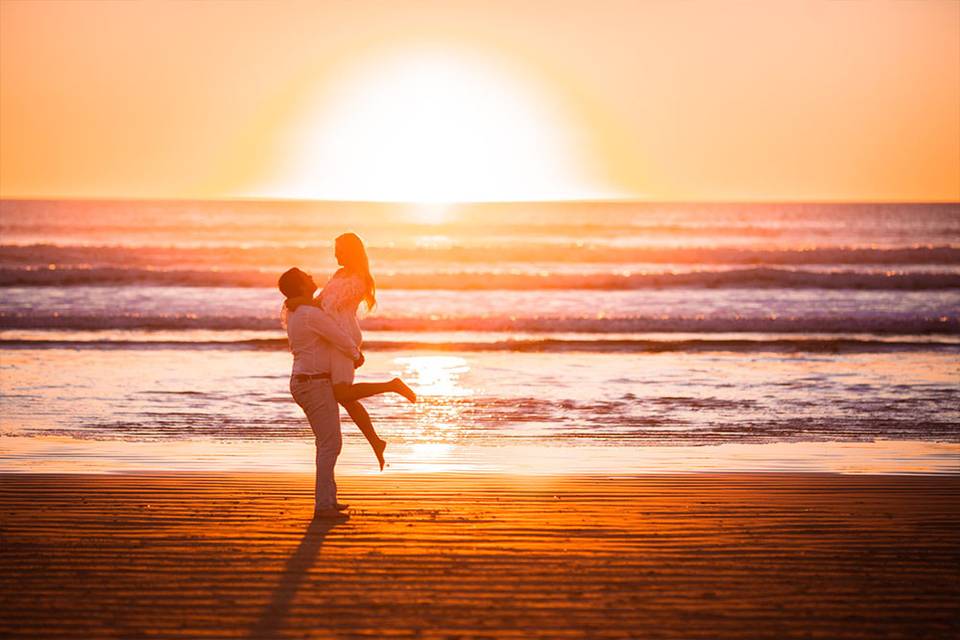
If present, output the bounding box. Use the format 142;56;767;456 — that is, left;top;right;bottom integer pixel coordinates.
248;517;345;639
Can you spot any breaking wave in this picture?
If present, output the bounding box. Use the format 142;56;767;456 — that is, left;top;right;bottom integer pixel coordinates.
3;266;959;290
2;311;956;334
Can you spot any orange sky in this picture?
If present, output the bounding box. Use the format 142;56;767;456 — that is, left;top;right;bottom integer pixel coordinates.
1;0;958;202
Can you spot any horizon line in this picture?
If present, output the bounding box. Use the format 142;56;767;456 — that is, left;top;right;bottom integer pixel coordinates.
1;195;958;206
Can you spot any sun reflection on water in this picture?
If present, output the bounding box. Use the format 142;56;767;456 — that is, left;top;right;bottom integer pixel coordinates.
389;355;474;454
393;355;473;397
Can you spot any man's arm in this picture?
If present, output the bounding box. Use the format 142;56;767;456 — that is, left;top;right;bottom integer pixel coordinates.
285;294;318;311
304;308;361;362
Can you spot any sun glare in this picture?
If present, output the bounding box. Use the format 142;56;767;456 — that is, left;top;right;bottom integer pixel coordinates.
408;202;452;225
262;49;618;203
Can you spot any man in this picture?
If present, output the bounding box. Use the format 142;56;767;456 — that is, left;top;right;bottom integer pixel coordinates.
278;267;364;519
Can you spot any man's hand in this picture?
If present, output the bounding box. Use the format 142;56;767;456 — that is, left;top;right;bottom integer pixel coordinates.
285;295;315;311
353;352;365;369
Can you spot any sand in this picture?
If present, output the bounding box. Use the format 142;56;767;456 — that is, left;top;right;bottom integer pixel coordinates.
1;472;958;639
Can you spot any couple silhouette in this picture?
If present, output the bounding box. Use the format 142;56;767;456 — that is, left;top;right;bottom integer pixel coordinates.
278;233;416;519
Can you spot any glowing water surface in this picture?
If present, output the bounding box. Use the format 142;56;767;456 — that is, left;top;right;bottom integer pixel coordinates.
2;346;956;475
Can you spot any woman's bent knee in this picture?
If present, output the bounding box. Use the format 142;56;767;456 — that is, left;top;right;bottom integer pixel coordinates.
333;383;352;404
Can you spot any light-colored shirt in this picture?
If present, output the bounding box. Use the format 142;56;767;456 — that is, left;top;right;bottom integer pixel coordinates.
286;306;360;376
320;271;365;345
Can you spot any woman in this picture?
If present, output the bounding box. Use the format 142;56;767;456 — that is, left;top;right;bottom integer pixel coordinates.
286;232;416;470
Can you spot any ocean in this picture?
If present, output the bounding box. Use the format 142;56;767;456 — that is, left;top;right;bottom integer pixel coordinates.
1;199;957;474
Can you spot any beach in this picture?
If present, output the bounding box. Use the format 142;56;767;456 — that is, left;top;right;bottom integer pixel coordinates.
2;472;958;639
1;200;958;637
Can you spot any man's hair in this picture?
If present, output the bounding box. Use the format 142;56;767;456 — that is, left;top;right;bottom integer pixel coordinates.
278;268;304;299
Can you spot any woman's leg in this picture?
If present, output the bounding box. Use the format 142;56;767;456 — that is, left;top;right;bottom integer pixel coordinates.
341;399;387;471
334;379;417;404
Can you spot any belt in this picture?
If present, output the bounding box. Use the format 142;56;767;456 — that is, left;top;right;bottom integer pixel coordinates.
293;372;331;382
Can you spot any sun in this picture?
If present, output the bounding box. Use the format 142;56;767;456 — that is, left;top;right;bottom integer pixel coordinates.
259;48;619;204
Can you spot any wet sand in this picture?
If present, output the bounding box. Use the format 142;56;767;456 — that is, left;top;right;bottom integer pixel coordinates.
1;473;958;639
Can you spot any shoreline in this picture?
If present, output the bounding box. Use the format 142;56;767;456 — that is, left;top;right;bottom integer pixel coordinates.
3;468;960;477
2;471;958;639
4;436;958;476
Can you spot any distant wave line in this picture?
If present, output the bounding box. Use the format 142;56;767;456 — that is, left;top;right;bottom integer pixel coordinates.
4;220;957;237
2;336;958;354
2;243;959;266
2;266;960;290
2;313;956;334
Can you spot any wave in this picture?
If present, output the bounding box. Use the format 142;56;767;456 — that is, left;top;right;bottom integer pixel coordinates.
3;243;959;268
2;312;956;334
2;266;959;290
5;219;958;244
2;335;958;353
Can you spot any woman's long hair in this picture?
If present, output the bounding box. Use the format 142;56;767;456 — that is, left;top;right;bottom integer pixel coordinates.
336;232;376;311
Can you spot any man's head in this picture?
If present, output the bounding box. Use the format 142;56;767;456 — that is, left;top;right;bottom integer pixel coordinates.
278;268;317;299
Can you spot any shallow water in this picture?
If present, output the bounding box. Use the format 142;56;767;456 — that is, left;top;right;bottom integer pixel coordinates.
1;199;957;474
2;346;957;474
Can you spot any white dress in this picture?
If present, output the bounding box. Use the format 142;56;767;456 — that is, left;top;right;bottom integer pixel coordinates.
319;270;366;385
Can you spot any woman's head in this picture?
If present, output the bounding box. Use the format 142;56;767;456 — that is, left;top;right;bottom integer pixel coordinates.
335;232;376;310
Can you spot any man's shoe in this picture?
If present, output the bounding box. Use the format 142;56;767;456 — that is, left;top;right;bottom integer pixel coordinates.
313;508;349;520
335;502;349;511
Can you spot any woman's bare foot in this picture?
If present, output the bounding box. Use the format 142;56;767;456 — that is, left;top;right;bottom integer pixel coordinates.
373;438;387;472
392;378;417;403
